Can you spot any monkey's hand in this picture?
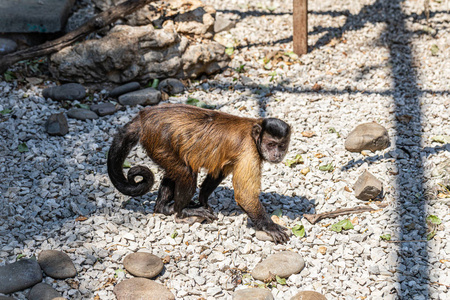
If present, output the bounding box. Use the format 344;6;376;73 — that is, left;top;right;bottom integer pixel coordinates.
255;215;290;244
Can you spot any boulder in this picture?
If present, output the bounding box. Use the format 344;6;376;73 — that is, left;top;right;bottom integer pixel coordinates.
345;122;390;152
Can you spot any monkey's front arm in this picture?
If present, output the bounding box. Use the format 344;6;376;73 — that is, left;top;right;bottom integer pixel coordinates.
232;160;289;243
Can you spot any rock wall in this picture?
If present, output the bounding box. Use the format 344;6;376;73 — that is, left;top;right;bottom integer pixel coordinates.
49;0;229;83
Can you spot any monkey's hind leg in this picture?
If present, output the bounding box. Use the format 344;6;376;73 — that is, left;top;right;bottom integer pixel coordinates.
173;171;218;224
154;176;176;215
198;173;225;211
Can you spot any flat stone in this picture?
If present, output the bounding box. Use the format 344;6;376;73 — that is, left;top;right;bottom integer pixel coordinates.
45;113;69;136
118;88;161;106
109;82;141;98
0;0;76;33
0;38;17;55
290;291;327;300
42;83;86;101
353;170;383;201
0;259;43;294
344;122;390;152
232;288;273;300
251;251;305;281
90;102;116;116
214;14;236;33
158;79;185;95
113;278;175;300
255;231;274;242
67;108;99;120
28;283;65;300
123;252;164;278
38;250;77;279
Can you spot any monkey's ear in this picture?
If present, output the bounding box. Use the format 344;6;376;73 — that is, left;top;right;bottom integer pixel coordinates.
252;124;262;141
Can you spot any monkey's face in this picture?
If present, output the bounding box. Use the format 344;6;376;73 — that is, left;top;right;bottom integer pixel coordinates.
258;133;290;163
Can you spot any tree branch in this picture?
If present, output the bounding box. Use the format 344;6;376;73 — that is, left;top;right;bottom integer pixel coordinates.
0;0;154;73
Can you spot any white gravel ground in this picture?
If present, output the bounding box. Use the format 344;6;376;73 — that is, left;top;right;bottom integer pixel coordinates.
0;0;449;299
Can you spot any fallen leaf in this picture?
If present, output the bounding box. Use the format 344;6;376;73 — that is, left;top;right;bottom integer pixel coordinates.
431;135;450;144
431;44;439;56
162;255;171;263
361;150;370;156
271;215;286;226
292;224;305;237
276;275;286;285
330;219;354;232
440;259;449;263
302;131;316;138
318;246;327;255
75;216;88;222
285;154;304;167
344;186;352;193
315;153;326;158
272;208;283;217
170;230;178;239
312;83;322;91
351;217;359;225
319;163;334;172
426;215;442;225
300;167;310;175
380;234;391;241
18;143;29;153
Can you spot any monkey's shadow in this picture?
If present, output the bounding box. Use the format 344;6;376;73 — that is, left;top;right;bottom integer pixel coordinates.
121;186;316;225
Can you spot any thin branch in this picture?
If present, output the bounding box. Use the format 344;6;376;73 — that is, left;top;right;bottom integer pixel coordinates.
303;203;388;224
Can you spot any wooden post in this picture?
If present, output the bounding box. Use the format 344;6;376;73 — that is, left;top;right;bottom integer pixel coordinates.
293;0;308;55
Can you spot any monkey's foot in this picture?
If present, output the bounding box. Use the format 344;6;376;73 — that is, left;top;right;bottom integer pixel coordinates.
174;215;205;225
176;207;218;223
255;217;290;244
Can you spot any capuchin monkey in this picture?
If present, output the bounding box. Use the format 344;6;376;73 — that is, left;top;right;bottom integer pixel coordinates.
107;104;291;243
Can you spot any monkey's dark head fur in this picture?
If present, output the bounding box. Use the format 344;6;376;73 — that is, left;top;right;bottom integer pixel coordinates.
253;118;291;164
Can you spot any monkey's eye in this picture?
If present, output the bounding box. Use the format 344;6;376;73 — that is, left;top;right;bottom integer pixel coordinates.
268;143;276;148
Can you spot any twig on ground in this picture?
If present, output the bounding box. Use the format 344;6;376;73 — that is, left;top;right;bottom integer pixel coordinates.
303;203;388;224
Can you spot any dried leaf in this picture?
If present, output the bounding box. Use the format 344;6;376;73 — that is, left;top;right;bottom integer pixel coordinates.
186;98;215;109
427;231;436;240
271;215;286;226
300;167;310;175
123;160;131;168
292;224;305;238
431;135;450;144
75;216;88;222
151;79;160;89
315;153;326;158
76;103;90;110
318;246;327;254
225;47;234;56
312;83;322;91
170;230;178;239
0;108;12;115
431;44;439;56
301;131;315;138
114;268;125;278
344;186;352;192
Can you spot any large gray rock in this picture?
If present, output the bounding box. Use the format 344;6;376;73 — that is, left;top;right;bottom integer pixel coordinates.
48;23;229;83
109;82;141;98
291;291;327;300
123;252;164;278
28;283;65;300
42;83;86;101
67;108;99;120
233;288;273;300
214;14;236;33
38;250;77;279
118;88;161;106
159;79;185;95
113;278;175;300
353;170;383;201
90;102;117;116
45;113;69;136
251;251;305;281
0;259;42;294
345;122;390;152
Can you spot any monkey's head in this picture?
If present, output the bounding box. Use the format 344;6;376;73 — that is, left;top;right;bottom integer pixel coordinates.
252;118;291;163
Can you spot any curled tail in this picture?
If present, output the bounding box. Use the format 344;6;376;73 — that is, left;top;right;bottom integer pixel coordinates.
107;118;154;196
